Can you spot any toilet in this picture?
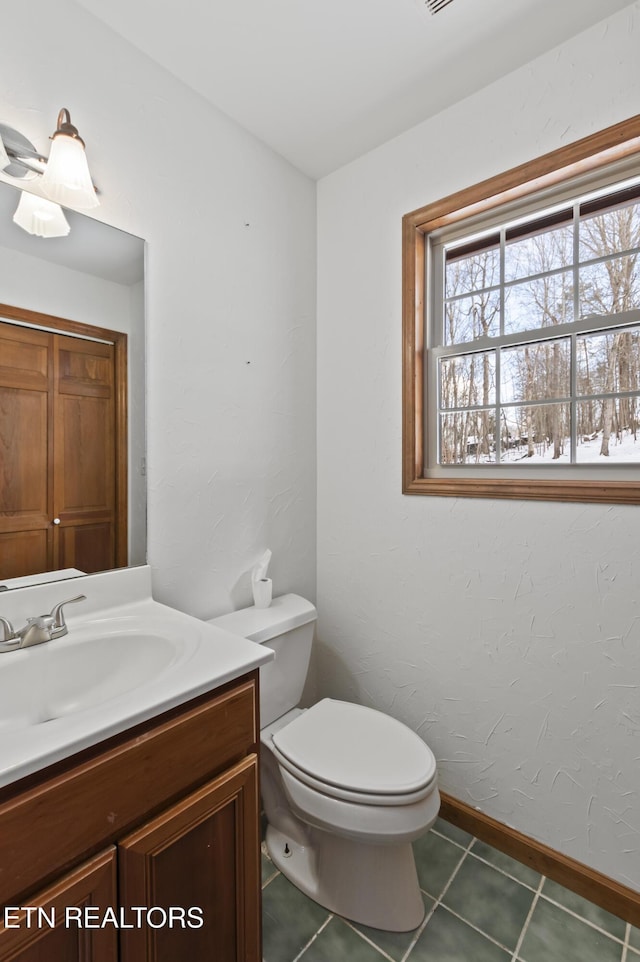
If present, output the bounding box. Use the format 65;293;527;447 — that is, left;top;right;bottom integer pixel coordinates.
209;594;440;932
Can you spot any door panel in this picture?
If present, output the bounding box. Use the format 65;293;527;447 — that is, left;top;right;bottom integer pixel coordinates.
54;337;116;573
0;389;49;517
0;848;117;962
119;755;261;962
0;325;49;391
58;395;114;508
0;326;53;576
0;530;49;580
58;522;114;574
57;340;114;398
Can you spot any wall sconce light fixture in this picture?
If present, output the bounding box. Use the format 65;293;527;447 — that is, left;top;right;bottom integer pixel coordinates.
13;190;71;238
0;107;99;237
40;109;99;210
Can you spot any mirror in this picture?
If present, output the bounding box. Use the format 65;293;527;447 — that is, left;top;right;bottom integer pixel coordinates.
0;177;145;589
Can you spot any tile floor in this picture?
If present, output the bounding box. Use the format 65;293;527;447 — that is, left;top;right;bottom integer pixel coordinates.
262;818;640;962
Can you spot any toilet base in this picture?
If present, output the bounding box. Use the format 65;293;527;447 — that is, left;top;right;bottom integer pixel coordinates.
266;824;425;932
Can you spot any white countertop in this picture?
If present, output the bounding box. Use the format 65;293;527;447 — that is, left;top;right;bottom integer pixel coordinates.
0;566;273;789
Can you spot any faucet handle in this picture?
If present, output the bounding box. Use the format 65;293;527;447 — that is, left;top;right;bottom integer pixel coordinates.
49;594;87;630
0;616;19;652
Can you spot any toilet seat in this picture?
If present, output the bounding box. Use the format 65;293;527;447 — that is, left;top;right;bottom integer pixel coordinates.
269;699;437;806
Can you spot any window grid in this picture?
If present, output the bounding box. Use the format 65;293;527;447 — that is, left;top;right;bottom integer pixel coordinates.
433;180;640;468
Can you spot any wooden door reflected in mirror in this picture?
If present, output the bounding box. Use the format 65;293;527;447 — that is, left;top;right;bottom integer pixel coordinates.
0;309;128;580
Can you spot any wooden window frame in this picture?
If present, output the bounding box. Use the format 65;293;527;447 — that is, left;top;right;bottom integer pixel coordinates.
402;114;640;503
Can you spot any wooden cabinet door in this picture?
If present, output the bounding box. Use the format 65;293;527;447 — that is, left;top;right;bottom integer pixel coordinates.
119;755;261;962
0;848;117;962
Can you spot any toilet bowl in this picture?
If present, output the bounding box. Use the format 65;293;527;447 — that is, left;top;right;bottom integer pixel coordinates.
209;594;440;931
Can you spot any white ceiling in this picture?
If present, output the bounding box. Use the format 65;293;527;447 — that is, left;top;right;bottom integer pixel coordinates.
76;0;634;179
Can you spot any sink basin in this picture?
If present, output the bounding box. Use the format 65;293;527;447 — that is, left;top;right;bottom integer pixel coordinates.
0;565;274;789
0;630;180;731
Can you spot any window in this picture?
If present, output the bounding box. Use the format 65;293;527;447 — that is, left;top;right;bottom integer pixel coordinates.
435;182;640;468
402;114;640;503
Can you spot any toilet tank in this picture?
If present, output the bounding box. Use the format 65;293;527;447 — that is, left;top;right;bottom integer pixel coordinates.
208;594;317;728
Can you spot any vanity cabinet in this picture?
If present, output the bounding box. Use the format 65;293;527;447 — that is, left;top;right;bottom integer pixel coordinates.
0;849;118;961
0;671;261;962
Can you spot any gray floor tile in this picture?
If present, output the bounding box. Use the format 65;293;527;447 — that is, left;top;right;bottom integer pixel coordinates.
262;872;331;962
441;853;535;950
540;878;627;940
409;905;510;962
469;839;541;889
260;826;635;962
413;830;465;898
298;918;388;962
349;894;434;961
519;898;623;962
432;817;473;848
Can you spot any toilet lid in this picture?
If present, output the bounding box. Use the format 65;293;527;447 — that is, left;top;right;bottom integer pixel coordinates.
271;699;436;797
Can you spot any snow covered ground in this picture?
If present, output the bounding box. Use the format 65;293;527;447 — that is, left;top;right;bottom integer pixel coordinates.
450;430;640;465
460;429;640;464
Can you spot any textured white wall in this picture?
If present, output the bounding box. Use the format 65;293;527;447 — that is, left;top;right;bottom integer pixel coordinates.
0;240;135;334
1;0;317;615
317;4;640;889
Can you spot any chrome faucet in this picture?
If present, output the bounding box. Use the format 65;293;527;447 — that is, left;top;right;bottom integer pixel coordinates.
0;595;87;652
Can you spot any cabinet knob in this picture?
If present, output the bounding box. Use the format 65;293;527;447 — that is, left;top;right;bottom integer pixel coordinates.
52;518;61;525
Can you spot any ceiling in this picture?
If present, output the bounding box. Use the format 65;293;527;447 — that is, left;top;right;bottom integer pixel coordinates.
77;0;634;179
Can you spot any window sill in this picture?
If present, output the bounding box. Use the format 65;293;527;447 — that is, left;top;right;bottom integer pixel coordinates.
402;475;640;504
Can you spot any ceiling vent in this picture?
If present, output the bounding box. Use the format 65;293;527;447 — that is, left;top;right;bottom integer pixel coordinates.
425;0;455;13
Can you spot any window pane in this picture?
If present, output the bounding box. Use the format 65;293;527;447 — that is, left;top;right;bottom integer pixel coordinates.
580;254;640;316
503;271;573;335
576;326;640;396
445;246;499;298
440;351;496;409
505;223;573;282
576;397;640;462
440;411;496;464
579;196;640;262
429;170;640;479
501;339;570;404
500;404;570;462
444;290;500;344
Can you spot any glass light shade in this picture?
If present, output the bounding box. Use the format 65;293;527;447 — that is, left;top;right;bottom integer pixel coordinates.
40;133;99;209
13;191;71;238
